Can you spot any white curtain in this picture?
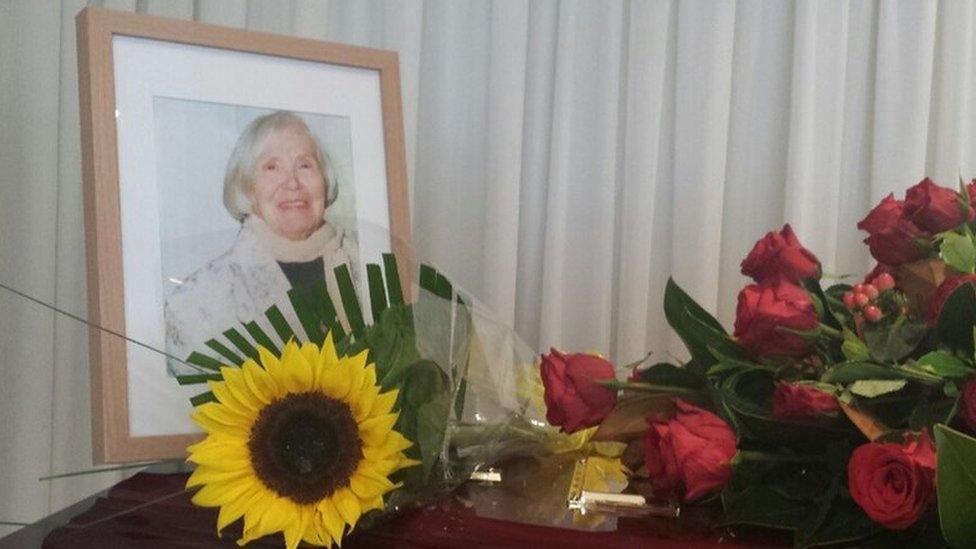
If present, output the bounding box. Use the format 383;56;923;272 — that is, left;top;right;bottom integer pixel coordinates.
3;0;976;533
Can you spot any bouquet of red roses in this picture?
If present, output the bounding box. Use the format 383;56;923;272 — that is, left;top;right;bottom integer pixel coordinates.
540;178;976;547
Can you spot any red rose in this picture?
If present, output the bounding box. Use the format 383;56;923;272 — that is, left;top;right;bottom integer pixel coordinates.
540;349;617;433
959;378;976;432
863;219;927;266
772;383;838;420
925;274;976;325
857;194;927;266
740;224;821;283
904;177;971;233
848;431;936;530
967;180;976;207
733;280;820;358
858;194;905;234
643;399;737;502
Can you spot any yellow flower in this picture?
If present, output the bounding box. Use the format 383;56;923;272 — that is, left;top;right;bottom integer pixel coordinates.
186;335;418;548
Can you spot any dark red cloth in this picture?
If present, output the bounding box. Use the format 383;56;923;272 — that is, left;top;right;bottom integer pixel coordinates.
39;473;784;548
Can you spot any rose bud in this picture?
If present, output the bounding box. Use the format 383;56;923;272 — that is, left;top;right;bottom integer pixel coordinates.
848;431;936;530
862;284;879;299
862;220;927;266
967;179;976;208
959;378;976;433
854;293;870;308
772;383;838;420
733;280;820;358
863;305;883;323
843;291;856;310
643;399;737;502
873;272;896;292
904;177;972;233
858;194;905;234
857;194;928;266
925;274;976;325
740;224;822;283
540;349;617;433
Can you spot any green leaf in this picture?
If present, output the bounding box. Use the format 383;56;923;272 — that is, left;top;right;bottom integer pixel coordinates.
334;264;365;338
366;263;388;324
803;278;843;330
705;348;778;376
936;281;976;357
382;253;405;306
940;232;976;274
848;379;907;398
287;287;325;344
821;362;905;384
264;305;296;344
221;328;260;362
243;321;279;356
935;423;976;547
302;278;343;340
800;495;882;548
663;278;744;364
175;373;220;385
185;351;224;372
190;391;217;406
909;397;957;432
204;339;244;366
419;264;438;294
721;483;812;531
862;317;928;363
841;328;871;361
821;361;942;386
630;362;704;388
915;351;974;379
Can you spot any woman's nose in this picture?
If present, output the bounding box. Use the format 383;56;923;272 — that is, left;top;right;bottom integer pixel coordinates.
282;167;302;189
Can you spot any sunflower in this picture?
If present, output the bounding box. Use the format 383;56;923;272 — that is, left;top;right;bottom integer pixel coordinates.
186;334;418;548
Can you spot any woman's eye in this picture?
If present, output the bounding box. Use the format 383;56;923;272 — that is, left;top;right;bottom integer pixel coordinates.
264;163;277;171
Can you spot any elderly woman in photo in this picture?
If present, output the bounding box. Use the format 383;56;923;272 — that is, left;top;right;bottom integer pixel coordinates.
165;111;357;375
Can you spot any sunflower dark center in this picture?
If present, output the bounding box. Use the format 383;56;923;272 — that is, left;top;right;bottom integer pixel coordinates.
249;392;362;504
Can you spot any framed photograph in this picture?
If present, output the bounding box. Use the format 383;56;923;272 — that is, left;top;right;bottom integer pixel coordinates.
76;7;411;463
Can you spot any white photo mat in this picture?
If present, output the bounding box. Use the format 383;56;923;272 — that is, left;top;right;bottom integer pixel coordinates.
113;36;393;437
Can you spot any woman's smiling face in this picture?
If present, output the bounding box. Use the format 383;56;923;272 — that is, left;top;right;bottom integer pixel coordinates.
249;125;327;241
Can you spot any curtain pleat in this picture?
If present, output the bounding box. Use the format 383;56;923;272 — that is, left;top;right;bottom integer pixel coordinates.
6;0;976;532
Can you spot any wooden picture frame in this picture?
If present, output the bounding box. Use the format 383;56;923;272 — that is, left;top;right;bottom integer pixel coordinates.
76;7;412;463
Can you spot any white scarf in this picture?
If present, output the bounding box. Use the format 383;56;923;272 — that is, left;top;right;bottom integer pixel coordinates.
244;215;344;263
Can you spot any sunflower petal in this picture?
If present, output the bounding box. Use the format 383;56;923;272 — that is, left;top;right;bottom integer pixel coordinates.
359;414;399;447
220;366;263;411
319;356;351;399
333;488;362;531
316;497;345;543
282;505;311;549
215;482;263;534
320;332;340;367
370;389;399;417
350;469;394;499
208;378;256;418
354;385;380;423
242;359;276;404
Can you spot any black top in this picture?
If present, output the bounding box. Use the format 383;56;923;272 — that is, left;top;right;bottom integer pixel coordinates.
277;257;325;292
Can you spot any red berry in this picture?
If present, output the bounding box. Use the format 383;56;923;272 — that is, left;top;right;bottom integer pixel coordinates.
863;284;879;299
864;305;883;323
843;291;856;309
854;293;870;308
874;273;896;291
854;284;866;294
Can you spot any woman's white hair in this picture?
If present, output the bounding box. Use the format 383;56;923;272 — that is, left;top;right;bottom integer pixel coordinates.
222;111;339;222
